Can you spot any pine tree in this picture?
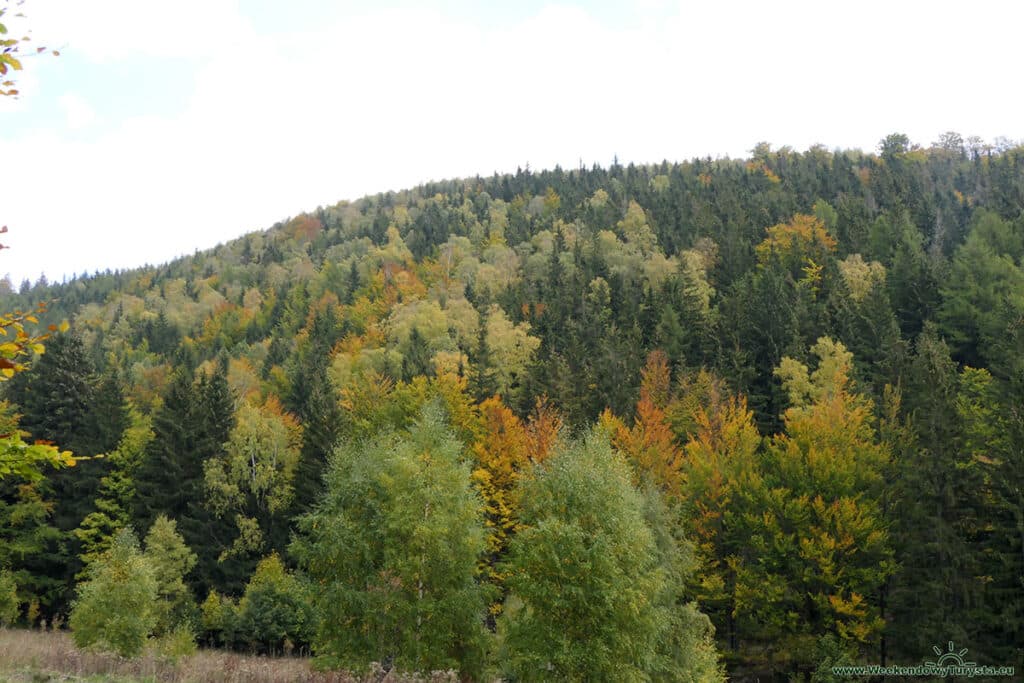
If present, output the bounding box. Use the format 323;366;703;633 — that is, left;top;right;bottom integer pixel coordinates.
9;334;109;526
886;326;1007;662
5;334;126;607
132;371;196;531
468;315;497;402
0;480;65;620
289;369;341;517
133;367;238;594
400;326;433;381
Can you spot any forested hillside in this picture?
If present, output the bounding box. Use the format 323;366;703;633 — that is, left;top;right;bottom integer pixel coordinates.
2;134;1022;679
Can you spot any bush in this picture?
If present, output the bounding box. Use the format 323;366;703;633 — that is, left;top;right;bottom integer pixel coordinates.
69;528;158;657
0;569;18;625
151;622;198;663
232;554;313;654
199;590;237;647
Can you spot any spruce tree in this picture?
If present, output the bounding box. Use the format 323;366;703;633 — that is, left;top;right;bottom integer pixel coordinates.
133;367;239;594
289;370;340;518
5;334;126;606
468;315;497;402
133;370;196;531
400;326;433;381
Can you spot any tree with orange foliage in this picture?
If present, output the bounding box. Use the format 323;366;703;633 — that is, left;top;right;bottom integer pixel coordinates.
522;394;562;464
472;397;530;587
0;252;73;481
471;394;562;612
606;351;684;495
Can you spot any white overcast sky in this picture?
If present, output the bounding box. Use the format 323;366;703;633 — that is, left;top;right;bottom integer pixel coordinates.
1;0;1022;285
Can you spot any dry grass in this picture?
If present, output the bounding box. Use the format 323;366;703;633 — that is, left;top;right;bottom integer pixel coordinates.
0;628;460;683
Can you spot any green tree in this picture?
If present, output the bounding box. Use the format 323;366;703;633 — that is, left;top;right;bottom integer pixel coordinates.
292;402;489;676
939;210;1024;369
204;397;301;562
289;366;341;516
8;334;121;541
496;430;714;682
0;478;65;618
399;325;433;381
74;406;153;570
142;515;197;637
232;554;313;654
884;211;940;339
0;568;18;624
133;367;238;593
885;327;1018;663
69;528;158;657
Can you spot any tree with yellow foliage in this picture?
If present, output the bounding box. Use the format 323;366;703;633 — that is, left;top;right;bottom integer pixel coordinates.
753;337;892;672
755;213;838;281
1;0;59;98
0;299;74;481
605;351;685;495
471;395;562;613
679;393;762;659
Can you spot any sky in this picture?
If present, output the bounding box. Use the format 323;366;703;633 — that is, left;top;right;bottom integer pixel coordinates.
1;0;1022;285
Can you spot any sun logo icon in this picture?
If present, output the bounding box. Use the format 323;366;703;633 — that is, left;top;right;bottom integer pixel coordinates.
925;641;976;668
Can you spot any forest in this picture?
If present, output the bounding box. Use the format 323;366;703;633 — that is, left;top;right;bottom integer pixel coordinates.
0;134;1022;680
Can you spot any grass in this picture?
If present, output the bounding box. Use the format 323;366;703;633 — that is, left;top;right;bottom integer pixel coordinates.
0;628;459;682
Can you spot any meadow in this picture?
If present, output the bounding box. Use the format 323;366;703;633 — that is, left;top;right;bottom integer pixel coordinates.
0;629;458;683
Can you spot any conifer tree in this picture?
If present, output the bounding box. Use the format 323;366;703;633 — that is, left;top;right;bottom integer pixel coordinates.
468;314;497;402
400;326;433;381
289;369;341;516
133;367;238;593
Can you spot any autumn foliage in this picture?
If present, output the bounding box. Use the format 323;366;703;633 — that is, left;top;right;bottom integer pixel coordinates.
607;351;684;495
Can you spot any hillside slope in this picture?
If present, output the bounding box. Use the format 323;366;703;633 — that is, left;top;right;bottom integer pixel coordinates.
2;137;1023;676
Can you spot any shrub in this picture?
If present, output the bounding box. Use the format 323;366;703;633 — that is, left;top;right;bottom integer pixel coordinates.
0;569;18;625
151;622;198;663
199;590;237;647
232;553;313;654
